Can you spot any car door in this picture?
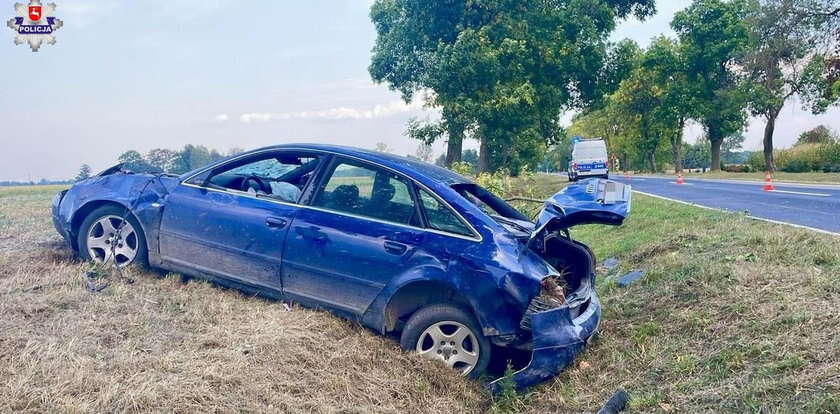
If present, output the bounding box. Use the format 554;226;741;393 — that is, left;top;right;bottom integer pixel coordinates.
159;151;321;290
281;157;426;314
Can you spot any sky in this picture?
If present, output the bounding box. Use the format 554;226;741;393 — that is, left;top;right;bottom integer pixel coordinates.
1;0;838;181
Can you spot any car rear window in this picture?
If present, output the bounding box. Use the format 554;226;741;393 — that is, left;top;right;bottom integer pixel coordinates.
417;188;473;237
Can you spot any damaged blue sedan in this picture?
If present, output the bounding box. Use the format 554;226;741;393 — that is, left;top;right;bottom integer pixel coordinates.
52;144;630;390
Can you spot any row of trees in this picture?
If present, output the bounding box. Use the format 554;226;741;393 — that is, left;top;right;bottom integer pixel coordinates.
572;0;839;173
75;145;242;182
370;0;840;174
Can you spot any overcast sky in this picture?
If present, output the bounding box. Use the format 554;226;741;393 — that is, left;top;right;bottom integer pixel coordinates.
1;0;838;181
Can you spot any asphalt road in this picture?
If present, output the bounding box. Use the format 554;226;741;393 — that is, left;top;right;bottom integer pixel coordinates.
602;174;840;235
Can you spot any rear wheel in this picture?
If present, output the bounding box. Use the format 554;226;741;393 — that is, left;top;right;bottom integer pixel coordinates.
400;304;491;378
77;205;148;268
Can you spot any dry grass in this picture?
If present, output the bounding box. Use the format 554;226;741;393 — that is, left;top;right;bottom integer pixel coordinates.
1;181;838;413
0;186;486;413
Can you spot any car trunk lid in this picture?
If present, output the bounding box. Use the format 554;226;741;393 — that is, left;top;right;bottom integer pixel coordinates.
531;178;631;239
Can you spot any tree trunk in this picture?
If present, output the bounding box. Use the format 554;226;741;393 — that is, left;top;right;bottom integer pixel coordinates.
478;135;490;173
671;118;685;173
710;138;722;172
763;111;778;173
444;125;463;167
648;153;657;173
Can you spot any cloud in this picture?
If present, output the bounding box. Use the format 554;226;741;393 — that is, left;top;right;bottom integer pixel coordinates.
214;113;229;122
238;99;429;124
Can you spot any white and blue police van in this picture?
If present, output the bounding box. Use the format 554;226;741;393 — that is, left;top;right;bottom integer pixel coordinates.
568;137;609;182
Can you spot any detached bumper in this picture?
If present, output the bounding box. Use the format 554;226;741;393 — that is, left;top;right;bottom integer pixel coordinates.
489;292;601;392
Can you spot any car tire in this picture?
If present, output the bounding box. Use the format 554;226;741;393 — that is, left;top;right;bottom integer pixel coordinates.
400;304;491;379
77;205;148;268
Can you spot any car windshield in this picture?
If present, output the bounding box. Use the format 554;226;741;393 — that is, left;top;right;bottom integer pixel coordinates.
450;183;530;229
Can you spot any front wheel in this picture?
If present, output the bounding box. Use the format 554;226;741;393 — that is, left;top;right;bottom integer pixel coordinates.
400;304;491;378
77;205;148;268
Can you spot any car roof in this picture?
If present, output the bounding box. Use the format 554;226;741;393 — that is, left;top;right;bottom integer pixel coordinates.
248;143;473;186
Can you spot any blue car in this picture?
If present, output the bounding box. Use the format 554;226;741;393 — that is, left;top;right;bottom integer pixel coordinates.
52;144;630;390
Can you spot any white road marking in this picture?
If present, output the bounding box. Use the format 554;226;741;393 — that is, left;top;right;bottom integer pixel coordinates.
630;175;840;190
667;182;693;185
632;190;840;237
767;189;831;197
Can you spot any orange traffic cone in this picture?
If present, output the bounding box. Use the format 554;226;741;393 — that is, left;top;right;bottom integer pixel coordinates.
676;173;685;185
762;171;775;191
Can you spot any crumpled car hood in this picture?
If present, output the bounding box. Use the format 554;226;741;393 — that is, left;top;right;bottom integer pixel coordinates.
531;178;631;240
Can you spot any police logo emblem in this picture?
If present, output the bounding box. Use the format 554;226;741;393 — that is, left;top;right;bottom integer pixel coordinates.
7;0;63;52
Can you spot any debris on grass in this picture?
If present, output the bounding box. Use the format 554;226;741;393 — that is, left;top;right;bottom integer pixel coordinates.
616;270;645;287
601;257;620;270
594;389;629;414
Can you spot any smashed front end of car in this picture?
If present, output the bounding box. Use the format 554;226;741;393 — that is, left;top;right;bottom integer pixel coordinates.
490;178;631;392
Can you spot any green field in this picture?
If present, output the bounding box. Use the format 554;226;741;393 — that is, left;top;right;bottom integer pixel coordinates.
1;182;837;413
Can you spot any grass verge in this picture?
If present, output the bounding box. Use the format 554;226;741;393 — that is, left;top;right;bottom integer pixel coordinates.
1;182;838;413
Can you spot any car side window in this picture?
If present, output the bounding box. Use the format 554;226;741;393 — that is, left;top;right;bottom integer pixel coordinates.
417;188;474;237
202;153;320;204
312;161;418;226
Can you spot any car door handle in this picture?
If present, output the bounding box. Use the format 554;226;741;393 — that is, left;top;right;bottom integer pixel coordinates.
265;216;288;229
383;240;408;255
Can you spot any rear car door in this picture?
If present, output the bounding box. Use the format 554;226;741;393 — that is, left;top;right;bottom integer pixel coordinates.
159;151;321;290
281;157;426;314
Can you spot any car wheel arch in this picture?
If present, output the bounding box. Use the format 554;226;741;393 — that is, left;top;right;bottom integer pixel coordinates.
71;200;138;249
381;279;475;334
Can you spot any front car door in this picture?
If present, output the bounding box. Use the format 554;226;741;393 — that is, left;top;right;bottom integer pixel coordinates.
281;157;427;314
159;150;322;291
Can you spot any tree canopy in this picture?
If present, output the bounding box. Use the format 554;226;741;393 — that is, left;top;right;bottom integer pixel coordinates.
369;0;657;173
673;0;751;171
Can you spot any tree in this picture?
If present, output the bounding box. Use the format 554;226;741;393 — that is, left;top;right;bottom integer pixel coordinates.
118;150;144;164
684;140;712;169
610;66;670;172
374;142;391;153
170;145;219;174
146;148;179;172
415;143;433;162
643;36;695;173
369;0;657;173
797;125;839;145
673;0;751;171
743;0;840;172
75;164;92;182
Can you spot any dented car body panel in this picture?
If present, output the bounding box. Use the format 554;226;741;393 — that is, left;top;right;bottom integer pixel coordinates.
52;144;630;390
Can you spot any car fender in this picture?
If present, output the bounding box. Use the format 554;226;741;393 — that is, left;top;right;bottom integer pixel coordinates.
55;174;177;264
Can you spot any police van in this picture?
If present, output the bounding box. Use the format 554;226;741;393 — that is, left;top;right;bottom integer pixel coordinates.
568;137;609;182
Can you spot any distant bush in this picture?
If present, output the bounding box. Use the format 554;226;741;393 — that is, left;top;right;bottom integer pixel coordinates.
722;164;752;173
746;151;765;171
781;159;810;172
747;143;840;172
